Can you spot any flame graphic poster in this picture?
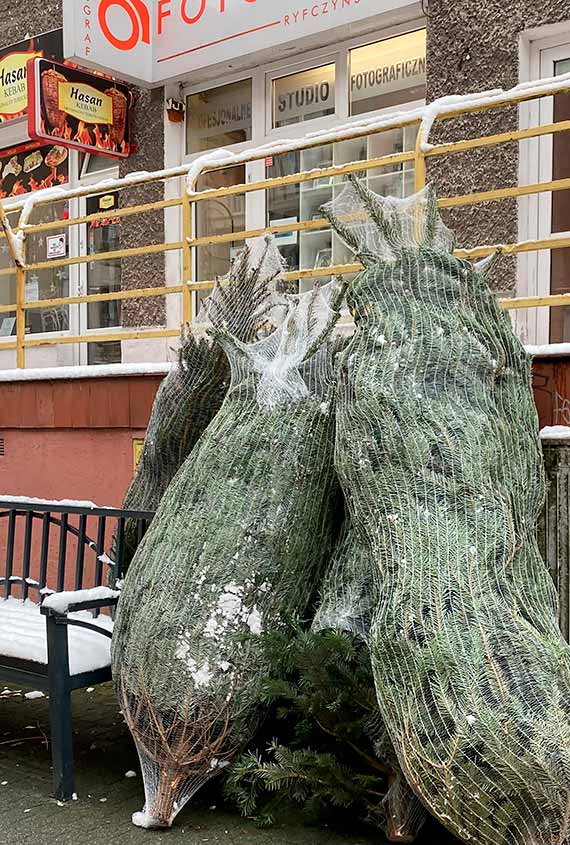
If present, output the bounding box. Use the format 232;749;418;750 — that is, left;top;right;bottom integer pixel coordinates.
0;29;62;124
28;58;132;159
0;140;68;197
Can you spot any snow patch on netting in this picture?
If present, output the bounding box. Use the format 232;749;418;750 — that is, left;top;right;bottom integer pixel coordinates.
212;278;345;411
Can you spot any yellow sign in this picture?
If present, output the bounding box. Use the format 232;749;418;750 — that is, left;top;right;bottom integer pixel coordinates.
99;193;115;210
133;438;144;474
0;51;40;116
58;81;113;124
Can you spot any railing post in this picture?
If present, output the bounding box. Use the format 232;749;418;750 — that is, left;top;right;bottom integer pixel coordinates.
0;202;26;368
182;189;194;324
414;128;427;192
15;262;26;368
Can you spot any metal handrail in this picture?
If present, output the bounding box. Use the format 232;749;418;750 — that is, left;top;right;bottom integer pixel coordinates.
1;74;570;367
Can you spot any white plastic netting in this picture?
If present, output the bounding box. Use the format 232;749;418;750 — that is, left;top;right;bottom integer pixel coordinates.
319;175;570;845
112;279;345;829
314;523;427;843
120;237;285;565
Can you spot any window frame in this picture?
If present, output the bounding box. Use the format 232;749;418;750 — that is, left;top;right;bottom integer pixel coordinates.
181;17;427;164
180;18;426;317
519;24;570;346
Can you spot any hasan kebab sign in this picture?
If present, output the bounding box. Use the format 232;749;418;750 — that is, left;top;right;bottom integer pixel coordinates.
28;59;132;157
63;0;410;86
0;30;71;197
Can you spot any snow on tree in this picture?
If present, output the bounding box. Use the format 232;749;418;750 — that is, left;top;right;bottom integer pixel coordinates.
112;279;345;829
321;175;570;845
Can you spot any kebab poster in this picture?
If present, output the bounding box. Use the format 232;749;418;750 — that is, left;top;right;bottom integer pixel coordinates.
28;58;132;158
0;30;62;123
0;140;68;197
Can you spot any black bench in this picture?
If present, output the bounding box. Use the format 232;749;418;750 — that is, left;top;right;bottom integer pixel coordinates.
0;499;153;801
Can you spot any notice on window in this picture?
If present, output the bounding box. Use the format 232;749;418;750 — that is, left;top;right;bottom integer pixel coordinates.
0;316;16;336
271;217;298;246
25;277;39;302
46;233;66;259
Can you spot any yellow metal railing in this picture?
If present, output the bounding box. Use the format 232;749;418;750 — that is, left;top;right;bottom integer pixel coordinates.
1;72;570;368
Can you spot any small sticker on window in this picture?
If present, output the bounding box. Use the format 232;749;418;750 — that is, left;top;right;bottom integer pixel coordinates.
46;234;66;259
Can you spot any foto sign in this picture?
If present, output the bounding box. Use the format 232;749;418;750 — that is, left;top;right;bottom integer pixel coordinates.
63;0;408;87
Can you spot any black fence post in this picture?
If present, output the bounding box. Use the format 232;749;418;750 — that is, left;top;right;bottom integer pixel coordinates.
45;613;75;801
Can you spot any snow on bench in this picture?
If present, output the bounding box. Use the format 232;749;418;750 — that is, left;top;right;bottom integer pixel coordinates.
0;597;113;675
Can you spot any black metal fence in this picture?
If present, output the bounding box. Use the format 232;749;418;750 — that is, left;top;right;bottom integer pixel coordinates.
0;500;154;604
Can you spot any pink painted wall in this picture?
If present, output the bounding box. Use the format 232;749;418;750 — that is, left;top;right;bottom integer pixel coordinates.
0;428;144;508
0;374;163;592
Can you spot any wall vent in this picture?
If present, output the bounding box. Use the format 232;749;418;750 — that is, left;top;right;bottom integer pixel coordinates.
0;438;4;456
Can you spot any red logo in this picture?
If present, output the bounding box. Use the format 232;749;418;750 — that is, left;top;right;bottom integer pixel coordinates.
98;0;151;51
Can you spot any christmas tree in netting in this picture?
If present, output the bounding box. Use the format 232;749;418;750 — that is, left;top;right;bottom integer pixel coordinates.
120;237;284;567
112;279;345;829
314;524;427;843
320;174;570;845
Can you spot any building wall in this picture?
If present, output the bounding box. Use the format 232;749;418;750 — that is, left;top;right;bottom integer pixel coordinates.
0;3;166;334
119;88;167;329
0;373;164;506
426;0;570;295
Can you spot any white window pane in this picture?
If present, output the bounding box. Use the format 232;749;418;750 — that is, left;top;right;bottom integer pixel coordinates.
350;30;426;116
272;64;335;129
186;79;252;155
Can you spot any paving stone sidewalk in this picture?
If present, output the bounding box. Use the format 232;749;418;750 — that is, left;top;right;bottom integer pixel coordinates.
0;682;383;845
0;682;459;845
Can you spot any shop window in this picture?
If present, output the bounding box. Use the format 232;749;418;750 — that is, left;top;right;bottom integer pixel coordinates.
549;57;570;343
81;152;117;176
195;165;246;303
186;79;252;155
349;30;426;116
88;341;121;365
266;127;418;294
86;191;122;364
272;63;336;129
15;200;70;336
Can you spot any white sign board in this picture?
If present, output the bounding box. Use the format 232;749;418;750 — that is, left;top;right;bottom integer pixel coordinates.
47;234;67;259
64;0;408;87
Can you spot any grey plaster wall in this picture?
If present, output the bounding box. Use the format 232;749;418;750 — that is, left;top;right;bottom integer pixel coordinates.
118;87;166;328
0;0;61;39
426;0;570;294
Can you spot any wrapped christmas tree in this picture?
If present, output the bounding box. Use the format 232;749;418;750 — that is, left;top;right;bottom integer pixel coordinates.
320;175;570;845
112;279;345;829
314;526;427;843
120;238;283;567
